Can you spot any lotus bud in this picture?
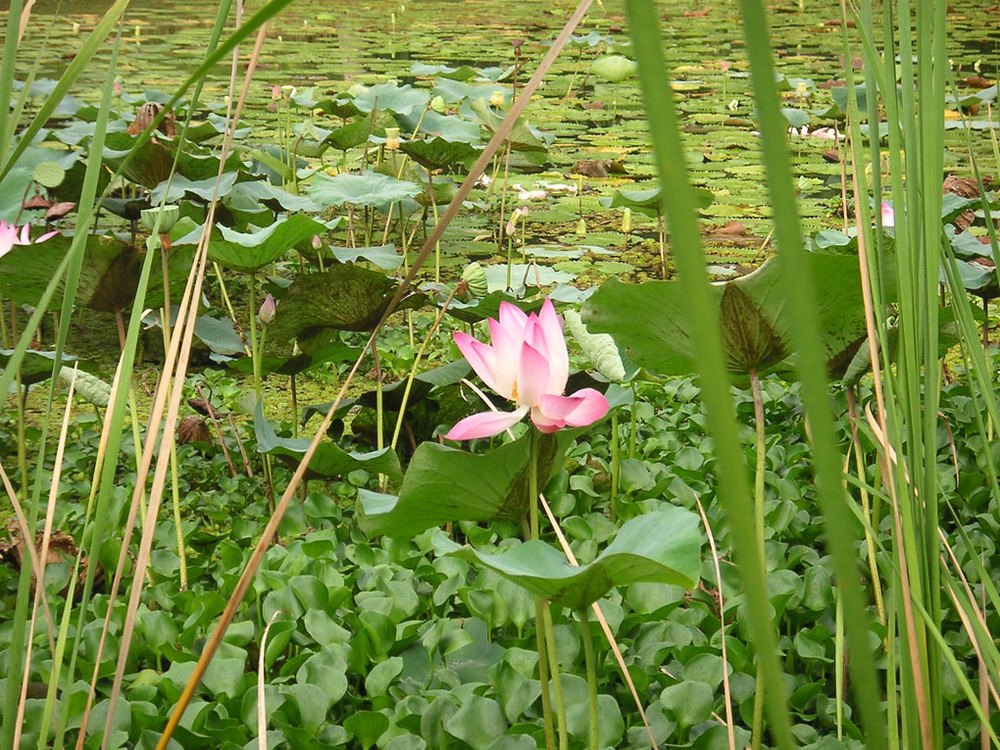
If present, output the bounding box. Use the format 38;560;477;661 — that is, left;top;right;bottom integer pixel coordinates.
505;207;524;237
384;126;401;151
621;207;631;234
575;218;586;235
71;21;80;34
312;234;323;251
429;95;446;113
134;25;141;37
271;84;282;101
113;80;123;96
462;262;488;299
720;60;730;72
259;294;276;325
489;90;506;107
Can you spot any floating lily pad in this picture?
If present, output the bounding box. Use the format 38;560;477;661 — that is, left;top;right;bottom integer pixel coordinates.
352;83;429;117
328;244;402;270
591;55;638;83
435;504;701;610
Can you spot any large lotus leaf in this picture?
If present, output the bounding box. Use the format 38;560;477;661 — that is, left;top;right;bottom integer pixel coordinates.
255;403;401;482
184;214;325;273
0;233;138;311
230;341;360;377
309;171;421;212
436;505;701;610
584;253;866;379
358;429;573;538
601;186;713;218
352;83;429;117
445;293;546;324
436;79;512;106
268;265;427;351
226;181;318;214
469;99;549;153
400;137;482;171
323;119;371;152
0;349;90;387
328;244;402;270
103;132;242;189
395;110;482;144
151;171;238;204
411;62;478;81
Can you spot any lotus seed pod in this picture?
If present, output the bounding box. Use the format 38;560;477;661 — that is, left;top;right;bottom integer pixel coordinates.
140;205;179;233
384;127;401;151
462;262;488;298
430;95;446;113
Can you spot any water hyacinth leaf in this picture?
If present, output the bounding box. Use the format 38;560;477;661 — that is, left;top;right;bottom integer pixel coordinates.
357;429;574;538
175;214;325;273
309;171;421;211
255;403;402;482
584;252;866;380
268;265;427;351
352;82;430;117
343;711;390;749
328;243;403;270
436;505;701;610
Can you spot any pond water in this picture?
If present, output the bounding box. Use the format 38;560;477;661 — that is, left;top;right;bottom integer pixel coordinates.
7;0;1000;278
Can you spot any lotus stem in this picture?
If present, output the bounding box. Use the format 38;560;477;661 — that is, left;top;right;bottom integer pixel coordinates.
542;602;569;750
750;369;767;750
628;383;638;459
169;440;188;590
390;286;457;452
610;410;620;522
580;607;599;750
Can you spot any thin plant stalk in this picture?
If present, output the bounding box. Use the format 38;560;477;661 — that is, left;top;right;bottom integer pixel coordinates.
579;607;599;750
749;370;767;750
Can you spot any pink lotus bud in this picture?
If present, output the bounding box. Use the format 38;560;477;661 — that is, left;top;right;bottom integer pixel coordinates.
113;80;123;96
271;85;282;101
720;60;730;72
312;234;322;250
259;294;276;325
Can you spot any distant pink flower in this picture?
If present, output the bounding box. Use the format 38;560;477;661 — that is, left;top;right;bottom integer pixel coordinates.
720;60;730;72
0;221;57;258
447;299;609;440
113;80;123;96
880;201;894;227
271;84;282;101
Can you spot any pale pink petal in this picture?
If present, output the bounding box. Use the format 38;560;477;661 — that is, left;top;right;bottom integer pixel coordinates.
537;388;609;428
530;409;567;433
17;224;30;244
35;230;58;244
880;201;894;227
516;342;550;408
454;332;503;396
536;299;569;392
446;406;528;440
498;301;528;342
488;316;520;396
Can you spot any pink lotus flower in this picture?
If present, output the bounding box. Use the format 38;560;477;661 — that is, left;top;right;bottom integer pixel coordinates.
880;201;894;227
0;221;57;258
447;299;610;440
